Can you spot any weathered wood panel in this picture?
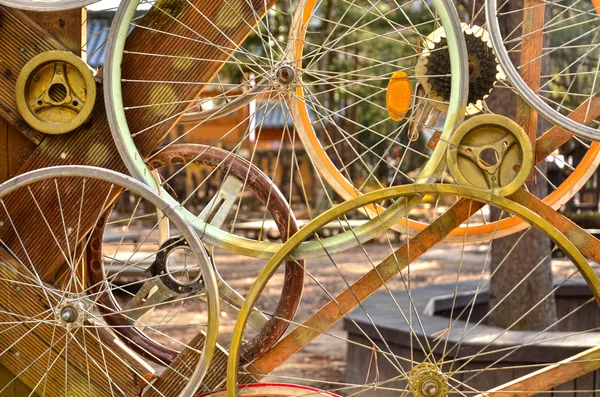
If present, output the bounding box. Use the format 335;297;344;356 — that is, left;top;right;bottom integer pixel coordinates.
0;0;276;282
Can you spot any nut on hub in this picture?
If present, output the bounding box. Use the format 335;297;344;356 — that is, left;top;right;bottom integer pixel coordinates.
409;363;448;397
276;65;296;85
56;297;89;328
15;50;96;135
60;306;78;323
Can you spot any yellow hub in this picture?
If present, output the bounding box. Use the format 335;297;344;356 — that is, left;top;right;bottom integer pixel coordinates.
15;50;96;135
447;114;533;197
409;363;448;397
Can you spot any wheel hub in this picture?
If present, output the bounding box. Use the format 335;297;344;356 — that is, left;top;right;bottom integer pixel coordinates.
276;65;296;85
15;50;97;135
60;306;78;323
56;297;89;328
409;363;448;397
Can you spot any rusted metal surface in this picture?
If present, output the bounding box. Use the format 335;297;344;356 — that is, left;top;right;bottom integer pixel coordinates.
149;144;304;363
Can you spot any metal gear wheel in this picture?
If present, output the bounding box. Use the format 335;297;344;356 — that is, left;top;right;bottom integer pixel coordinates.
416;24;504;114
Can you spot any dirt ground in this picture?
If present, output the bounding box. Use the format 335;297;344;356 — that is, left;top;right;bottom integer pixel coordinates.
111;239;583;390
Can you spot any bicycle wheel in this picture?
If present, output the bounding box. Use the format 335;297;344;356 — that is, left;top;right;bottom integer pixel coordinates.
226;184;600;397
389;9;600;242
103;0;468;257
0;166;218;397
87;144;305;366
486;0;600;141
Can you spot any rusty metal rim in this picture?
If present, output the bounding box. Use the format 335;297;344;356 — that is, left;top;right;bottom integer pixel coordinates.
87;144;305;365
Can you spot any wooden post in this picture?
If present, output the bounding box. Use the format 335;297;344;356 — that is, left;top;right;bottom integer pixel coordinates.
516;0;545;179
0;7;86;393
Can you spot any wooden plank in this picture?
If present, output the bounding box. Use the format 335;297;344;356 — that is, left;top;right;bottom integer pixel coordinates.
509;189;600;265
0;120;7;183
247;198;485;376
0;364;17;397
6;125;35;179
13;380;31;397
23;8;86;56
516;0;545;179
535;94;600;164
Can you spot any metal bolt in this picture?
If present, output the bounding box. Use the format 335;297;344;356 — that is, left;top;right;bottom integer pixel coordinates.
421;381;438;397
276;65;295;85
60;306;78;323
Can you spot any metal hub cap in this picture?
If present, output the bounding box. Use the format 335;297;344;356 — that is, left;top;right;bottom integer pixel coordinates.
276;65;296;85
60;306;78;323
56;298;88;327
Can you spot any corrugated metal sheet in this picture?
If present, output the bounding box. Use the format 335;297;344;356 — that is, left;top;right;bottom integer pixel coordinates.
254;101;294;129
86;12;112;67
253;100;326;129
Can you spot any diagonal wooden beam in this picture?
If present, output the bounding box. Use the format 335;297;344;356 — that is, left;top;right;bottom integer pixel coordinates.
508;188;600;264
535;93;600;164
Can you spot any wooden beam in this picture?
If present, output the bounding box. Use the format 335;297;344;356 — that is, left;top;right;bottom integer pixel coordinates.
24;8;86;56
475;346;600;397
516;0;545;179
535;93;600;164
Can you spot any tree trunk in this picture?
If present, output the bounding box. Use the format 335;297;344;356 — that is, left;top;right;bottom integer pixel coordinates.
460;0;559;330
